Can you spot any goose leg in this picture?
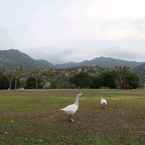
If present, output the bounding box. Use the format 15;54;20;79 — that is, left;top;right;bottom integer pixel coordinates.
70;117;74;122
101;104;106;110
68;115;71;122
68;115;74;123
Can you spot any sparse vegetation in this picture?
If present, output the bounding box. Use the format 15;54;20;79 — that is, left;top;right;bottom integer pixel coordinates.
0;89;145;145
0;49;144;89
0;66;140;90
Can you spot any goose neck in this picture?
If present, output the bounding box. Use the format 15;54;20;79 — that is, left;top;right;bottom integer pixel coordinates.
75;95;80;106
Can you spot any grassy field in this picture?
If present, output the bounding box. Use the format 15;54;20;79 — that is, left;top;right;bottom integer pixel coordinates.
0;89;145;145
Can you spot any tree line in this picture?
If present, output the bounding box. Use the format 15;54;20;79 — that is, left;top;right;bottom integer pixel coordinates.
70;67;140;89
0;66;140;90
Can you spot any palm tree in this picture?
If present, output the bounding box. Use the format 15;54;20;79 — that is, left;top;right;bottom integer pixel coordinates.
114;66;130;89
14;67;24;89
31;69;42;89
4;69;15;90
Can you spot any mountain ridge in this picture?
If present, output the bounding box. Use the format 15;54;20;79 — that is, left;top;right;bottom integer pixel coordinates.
0;49;144;70
0;49;53;70
55;56;142;69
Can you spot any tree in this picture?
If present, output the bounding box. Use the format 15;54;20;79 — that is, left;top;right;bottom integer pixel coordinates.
31;70;42;89
50;76;74;89
91;76;102;88
125;72;140;89
114;66;129;89
4;69;15;90
13;67;24;89
25;76;36;89
25;70;44;89
70;72;94;88
114;66;140;89
99;70;117;89
0;72;9;89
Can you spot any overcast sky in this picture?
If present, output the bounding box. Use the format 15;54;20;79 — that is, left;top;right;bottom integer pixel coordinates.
0;0;145;64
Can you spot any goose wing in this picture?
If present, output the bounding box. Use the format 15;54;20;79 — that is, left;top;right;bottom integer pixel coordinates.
61;104;78;114
101;99;107;105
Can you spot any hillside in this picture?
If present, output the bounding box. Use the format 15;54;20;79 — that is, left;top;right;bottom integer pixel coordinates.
0;49;53;70
55;56;142;69
0;49;143;70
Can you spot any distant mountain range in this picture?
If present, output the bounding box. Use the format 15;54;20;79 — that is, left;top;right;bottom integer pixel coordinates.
55;56;142;69
0;49;53;70
0;49;144;70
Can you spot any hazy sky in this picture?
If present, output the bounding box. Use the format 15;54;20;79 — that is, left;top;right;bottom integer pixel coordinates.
0;0;145;63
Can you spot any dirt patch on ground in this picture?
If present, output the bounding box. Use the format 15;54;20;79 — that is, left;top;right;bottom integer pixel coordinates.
0;105;145;137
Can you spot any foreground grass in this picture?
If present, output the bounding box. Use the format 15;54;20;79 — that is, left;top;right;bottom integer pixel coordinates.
0;89;145;145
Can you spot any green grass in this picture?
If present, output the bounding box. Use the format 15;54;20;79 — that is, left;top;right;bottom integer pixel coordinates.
0;89;145;145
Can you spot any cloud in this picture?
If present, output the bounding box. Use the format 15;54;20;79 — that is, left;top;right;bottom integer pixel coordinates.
0;28;14;48
0;0;145;63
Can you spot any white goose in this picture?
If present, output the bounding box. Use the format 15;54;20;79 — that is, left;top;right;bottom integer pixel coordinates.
100;98;108;109
61;92;83;122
